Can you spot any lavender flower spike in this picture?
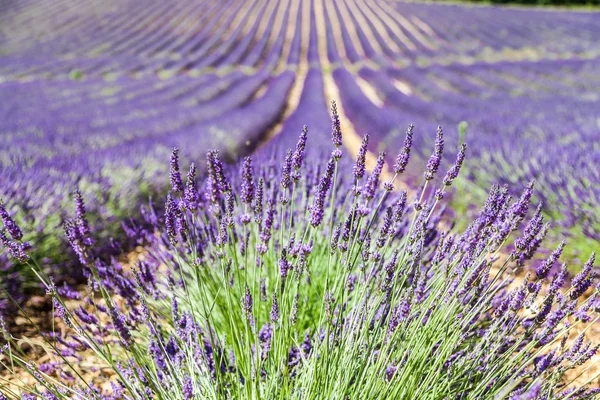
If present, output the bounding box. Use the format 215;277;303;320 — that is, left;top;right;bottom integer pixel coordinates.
292;125;308;172
354;134;369;180
393;125;414;175
331;100;342;148
424;126;444;181
270;292;279;323
443;143;467;187
364;152;386;200
184;163;199;211
0;200;23;241
240;157;255;205
170;147;184;193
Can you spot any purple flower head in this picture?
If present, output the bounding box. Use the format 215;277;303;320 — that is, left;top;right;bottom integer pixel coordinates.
254;178;264;224
290;294;299;326
292;125;308;173
270;292;280;323
0;230;29;263
443;143;467;187
570;252;595;300
330;100;342;148
74;190;93;245
242;285;254;327
184;163;199;211
309;155;336;227
170;148;184;193
424;126;444;181
0;200;23;242
536;242;565;280
393;124;414;175
354;134;369;180
259;323;273;358
165;194;177;245
281;149;293;189
206;150;231;201
240;157;255;204
279;249;290;279
385;364;397;381
183;376;194;399
364;152;386;200
109;306;132;348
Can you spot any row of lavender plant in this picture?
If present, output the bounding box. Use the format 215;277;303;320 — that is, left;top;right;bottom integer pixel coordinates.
1;109;598;399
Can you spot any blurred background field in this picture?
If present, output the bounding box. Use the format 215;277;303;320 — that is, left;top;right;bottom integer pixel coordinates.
0;0;599;306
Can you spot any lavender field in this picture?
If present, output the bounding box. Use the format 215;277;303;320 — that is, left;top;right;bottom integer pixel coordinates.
1;0;600;398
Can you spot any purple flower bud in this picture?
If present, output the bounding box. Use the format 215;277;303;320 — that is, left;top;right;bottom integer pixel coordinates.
0;200;23;241
393;125;414;175
424;127;444;181
165;195;177;245
0;230;29;263
292;125;308;173
376;207;393;248
109;305;132;348
385;364;397;381
270;292;279;323
183;376;194;399
259;323;273;359
536;242;565;280
279;249;290;279
242;285;254;328
570;252;595;300
183;163;199;211
254;178;264;225
281;149;293;189
354;134;369;180
240;157;255;204
309;155;335;227
290;294;299;325
74;190;93;246
331;100;342;148
443;143;467;186
364;152;385;200
170;148;184;193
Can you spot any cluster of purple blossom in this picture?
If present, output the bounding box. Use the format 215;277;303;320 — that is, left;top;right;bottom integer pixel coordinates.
1;108;599;399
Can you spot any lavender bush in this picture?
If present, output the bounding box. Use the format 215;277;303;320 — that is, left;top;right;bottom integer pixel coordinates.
1;112;599;399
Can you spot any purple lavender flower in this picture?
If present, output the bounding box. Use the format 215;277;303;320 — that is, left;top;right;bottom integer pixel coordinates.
292;125;308;174
443;143;467;186
170;148;184;193
364;152;385;200
393;125;414;175
240;157;255;204
309;155;335;227
424;127;444;181
0;230;29;263
242;285;254;327
183;163;199;211
281;149;293;190
354;134;369;180
259;323;273;359
0;200;23;241
183;376;194;399
330;100;342;148
385;364;397;381
535;241;565;279
109;305;132;348
270;292;280;323
164;195;177;245
570;252;595;299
